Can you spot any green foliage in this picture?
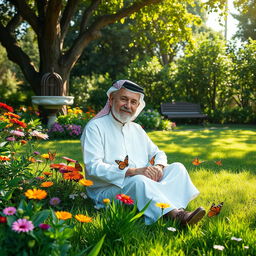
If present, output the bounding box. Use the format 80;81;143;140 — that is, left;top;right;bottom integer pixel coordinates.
136;109;174;130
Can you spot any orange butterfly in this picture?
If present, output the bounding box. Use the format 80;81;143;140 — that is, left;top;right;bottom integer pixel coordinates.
150;155;155;165
115;155;128;170
75;161;83;172
192;157;205;166
207;202;224;217
215;160;223;166
48;151;56;161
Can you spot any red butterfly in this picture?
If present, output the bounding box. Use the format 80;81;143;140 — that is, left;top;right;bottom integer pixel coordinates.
192;157;205;166
149;155;155;165
215;160;223;166
75;161;83;172
207;202;224;217
115;155;128;170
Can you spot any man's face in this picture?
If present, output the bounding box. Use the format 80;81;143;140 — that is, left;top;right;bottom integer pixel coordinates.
110;88;140;123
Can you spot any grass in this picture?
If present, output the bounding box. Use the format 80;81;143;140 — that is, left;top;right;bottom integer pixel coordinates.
36;125;256;255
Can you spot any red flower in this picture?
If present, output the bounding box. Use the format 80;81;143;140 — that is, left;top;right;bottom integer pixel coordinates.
115;194;134;205
0;102;14;113
9;118;27;128
0;216;7;223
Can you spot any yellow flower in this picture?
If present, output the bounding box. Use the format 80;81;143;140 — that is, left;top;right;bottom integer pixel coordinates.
75;214;93;223
41;154;50;159
25;188;47;200
79;179;94;186
55;211;72;220
155;202;171;209
103;198;110;204
40;181;54;188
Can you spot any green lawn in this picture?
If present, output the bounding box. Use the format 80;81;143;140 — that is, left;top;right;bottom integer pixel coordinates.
36;125;256;255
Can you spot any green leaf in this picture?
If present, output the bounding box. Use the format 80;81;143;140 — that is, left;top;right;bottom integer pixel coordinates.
87;234;106;256
32;209;51;226
129;199;152;222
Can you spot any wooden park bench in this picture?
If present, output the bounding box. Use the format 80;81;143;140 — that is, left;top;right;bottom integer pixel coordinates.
161;102;207;119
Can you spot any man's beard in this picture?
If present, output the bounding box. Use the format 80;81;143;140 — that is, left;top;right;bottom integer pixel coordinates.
111;106;134;123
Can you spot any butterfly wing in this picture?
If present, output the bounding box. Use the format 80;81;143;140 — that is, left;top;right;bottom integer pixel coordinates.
115;155;129;170
48;151;56;161
150;155;155;165
207;202;224;217
75;161;83;172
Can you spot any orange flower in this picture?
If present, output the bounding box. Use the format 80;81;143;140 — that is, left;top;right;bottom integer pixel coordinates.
55;211;72;220
103;198;110;204
43;171;53;176
9;118;27;128
79;179;94;186
75;214;93;223
40;181;54;188
63;171;83;181
28;157;36;163
25;188;47;200
4;112;21;119
0;156;11;161
192;157;205;166
20;140;27;144
59;165;79;172
50;163;66;170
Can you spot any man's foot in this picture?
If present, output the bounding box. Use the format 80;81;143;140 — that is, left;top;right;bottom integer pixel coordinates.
174;207;206;226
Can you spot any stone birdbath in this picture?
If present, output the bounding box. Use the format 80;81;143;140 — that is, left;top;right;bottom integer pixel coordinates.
32;71;74;129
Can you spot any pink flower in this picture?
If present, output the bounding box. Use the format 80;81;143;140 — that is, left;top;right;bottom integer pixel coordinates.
34;151;40;155
6;137;16;141
50;197;61;206
12;218;34;233
30;131;49;140
39;223;51;230
10;130;25;137
3;206;17;216
115;194;134;205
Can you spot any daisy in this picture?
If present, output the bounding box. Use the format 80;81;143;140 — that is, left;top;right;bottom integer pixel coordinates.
50;197;61;206
3;206;17;216
12;218;34;233
75;214;93;223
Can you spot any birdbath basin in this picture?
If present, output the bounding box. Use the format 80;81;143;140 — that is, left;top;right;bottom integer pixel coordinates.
32;96;74;128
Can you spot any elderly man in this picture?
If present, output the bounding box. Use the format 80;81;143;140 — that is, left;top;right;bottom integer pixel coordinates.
81;80;205;225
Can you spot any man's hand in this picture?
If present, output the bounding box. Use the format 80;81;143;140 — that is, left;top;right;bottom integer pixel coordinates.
126;165;163;181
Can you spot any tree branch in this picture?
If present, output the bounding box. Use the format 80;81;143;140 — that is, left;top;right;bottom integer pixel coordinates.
0;22;40;94
64;0;163;70
8;0;40;35
6;14;23;33
79;0;101;34
60;0;79;45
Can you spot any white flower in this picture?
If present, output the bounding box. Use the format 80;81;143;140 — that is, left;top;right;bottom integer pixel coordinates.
80;192;87;199
69;193;78;199
213;245;225;251
167;227;176;232
231;237;242;242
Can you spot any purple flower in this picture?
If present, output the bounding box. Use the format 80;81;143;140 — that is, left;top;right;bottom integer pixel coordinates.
34;151;40;155
6;137;16;141
3;206;17;216
39;223;51;230
49;123;65;133
64;124;82;136
12;218;34;233
49;197;61;206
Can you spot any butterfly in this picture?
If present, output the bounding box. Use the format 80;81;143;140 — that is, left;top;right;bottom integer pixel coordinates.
207;202;224;217
215;160;223;166
192;157;205;166
149;155;155;165
48;151;56;161
115;155;129;170
75;161;83;172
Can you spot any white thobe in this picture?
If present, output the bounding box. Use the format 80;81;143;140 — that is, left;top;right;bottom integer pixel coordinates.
81;113;199;224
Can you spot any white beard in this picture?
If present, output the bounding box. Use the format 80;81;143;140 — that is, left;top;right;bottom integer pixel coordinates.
111;106;134;123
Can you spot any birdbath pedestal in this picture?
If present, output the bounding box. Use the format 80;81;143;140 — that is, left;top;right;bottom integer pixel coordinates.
32;96;74;129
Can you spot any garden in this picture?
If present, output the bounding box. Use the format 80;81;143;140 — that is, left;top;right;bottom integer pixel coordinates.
1;102;256;255
1;0;256;255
